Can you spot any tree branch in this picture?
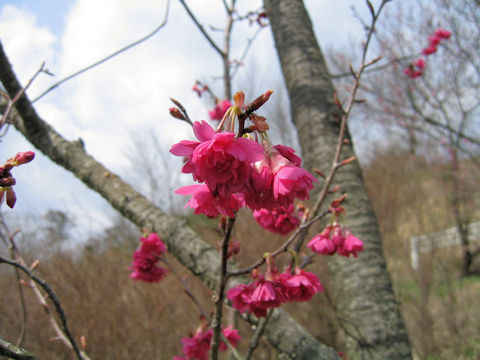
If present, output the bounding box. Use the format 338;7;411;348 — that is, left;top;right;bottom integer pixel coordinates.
32;0;171;103
0;41;340;360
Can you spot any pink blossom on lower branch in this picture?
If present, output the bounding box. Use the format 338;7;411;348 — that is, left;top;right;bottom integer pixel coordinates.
307;225;336;255
129;232;168;283
253;204;300;235
279;267;324;302
308;223;364;258
175;325;241;360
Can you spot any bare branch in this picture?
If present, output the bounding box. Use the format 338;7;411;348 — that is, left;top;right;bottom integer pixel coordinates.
32;0;171;103
178;0;224;56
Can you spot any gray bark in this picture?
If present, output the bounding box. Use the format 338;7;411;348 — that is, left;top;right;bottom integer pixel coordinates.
0;42;340;360
264;1;412;359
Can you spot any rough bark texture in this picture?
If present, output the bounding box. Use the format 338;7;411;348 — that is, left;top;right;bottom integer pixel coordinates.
264;1;412;359
0;42;340;360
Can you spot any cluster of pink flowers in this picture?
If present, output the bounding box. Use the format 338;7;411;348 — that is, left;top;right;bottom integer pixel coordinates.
170;118;317;222
129;232;168;283
208;99;232;121
422;28;451;55
192;82;208;97
253;204;300;235
403;58;425;79
0;151;35;208
307;222;363;258
404;28;451;79
173;325;241;360
227;258;323;318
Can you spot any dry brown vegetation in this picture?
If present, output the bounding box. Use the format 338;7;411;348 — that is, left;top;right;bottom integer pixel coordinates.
1;147;479;359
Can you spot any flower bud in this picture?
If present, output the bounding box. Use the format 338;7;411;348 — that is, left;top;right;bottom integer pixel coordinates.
169;107;185;120
0;177;16;187
14;151;35;165
6;188;16;208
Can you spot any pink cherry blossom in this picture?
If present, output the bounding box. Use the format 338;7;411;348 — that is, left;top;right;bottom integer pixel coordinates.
181;327;213;360
253;204;300;235
175;184;244;218
171;121;264;198
219;326;241;351
129;232;168;283
249;276;288;316
208;99;232;121
435;28;451;39
245;146;317;210
226;283;251;313
414;58;425;71
428;35;441;47
422;45;437;56
129;252;168;283
280;267;324;302
307;226;336;255
338;229;364;258
273;165;318;206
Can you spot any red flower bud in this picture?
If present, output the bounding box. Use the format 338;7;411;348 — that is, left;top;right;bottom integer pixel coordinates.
0;177;16;187
169;107;185;120
6;188;16;208
14;151;35;165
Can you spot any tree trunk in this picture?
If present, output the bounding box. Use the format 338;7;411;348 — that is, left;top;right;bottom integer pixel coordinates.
264;1;412;359
0;42;340;360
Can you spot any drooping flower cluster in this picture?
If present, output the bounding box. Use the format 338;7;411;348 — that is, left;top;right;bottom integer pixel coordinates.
307;222;363;258
170;92;317;223
307;201;364;258
404;28;451;79
253;204;300;235
173;325;241;360
227;256;323;317
0;151;35;208
208;99;232;121
129;232;168;283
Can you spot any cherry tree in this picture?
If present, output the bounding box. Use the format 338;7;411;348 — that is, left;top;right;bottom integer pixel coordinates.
0;1;412;359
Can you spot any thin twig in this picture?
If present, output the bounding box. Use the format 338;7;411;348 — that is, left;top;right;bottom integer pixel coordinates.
32;0;171;103
209;216;235;360
161;256;210;319
1;62;45;127
312;0;389;217
178;0;223;56
227;210;329;278
244;308;273;360
0;255;87;360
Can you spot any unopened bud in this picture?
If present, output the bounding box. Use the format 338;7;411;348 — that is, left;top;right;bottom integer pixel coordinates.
331;193;348;207
14;151;35;165
249;90;273;112
6;188;16;208
233;91;245;108
340;156;356;166
169;107;185;120
30;259;40;271
312;168;326;179
0;177;16;187
80;335;87;350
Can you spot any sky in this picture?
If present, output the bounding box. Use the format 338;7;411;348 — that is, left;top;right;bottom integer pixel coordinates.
0;0;384;235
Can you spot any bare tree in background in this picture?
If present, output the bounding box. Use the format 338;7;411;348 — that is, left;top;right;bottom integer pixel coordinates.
328;0;480;276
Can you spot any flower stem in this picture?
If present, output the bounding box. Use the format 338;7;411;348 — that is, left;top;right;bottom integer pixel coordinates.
209;216;235;360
